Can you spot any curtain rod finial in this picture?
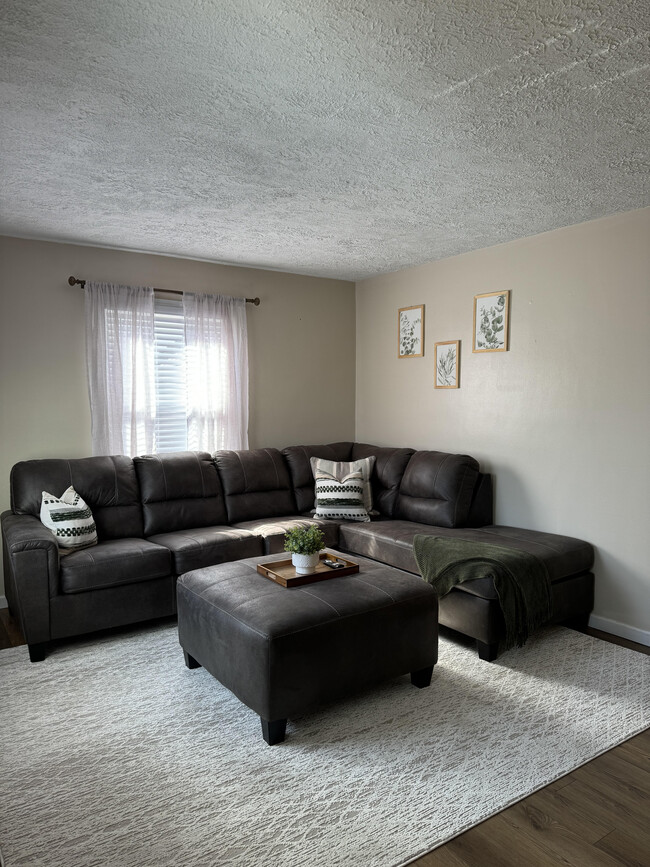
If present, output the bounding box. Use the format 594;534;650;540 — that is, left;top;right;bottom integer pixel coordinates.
68;276;86;288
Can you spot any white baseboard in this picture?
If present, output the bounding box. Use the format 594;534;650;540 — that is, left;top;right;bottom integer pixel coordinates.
589;614;650;648
0;596;7;610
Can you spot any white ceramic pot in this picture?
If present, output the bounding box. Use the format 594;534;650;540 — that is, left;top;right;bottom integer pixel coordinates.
291;552;320;574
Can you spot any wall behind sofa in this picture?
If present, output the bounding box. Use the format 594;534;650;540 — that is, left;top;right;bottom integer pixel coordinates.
0;235;356;599
355;207;650;643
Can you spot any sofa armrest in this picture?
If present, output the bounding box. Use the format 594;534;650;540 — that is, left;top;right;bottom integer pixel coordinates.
2;511;60;553
1;511;59;644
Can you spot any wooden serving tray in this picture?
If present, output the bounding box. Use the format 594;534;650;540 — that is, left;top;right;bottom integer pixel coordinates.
257;553;359;587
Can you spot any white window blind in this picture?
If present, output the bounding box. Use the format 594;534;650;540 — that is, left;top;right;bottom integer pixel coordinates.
153;295;187;452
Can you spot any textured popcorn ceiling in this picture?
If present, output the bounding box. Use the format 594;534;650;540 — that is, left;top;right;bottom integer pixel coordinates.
0;1;648;281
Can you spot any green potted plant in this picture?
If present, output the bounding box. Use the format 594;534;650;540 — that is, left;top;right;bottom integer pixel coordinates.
284;525;325;574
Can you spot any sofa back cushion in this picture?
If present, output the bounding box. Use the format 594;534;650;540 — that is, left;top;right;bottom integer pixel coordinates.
395;451;480;528
351;443;415;517
282;442;353;513
11;456;143;540
134;451;228;536
215;448;297;523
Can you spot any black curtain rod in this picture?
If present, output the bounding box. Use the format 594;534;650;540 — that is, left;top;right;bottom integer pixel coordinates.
68;276;260;306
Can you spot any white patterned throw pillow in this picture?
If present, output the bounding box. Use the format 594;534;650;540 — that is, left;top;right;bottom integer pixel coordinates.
40;486;98;551
313;470;369;522
310;456;376;522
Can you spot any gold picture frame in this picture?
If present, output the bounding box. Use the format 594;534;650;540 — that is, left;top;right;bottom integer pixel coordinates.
473;290;510;352
398;305;424;358
434;340;460;388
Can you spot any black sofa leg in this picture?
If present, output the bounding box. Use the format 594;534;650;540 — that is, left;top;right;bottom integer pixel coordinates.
183;650;201;669
261;717;287;746
28;642;48;663
564;614;590;632
411;665;434;688
477;640;499;662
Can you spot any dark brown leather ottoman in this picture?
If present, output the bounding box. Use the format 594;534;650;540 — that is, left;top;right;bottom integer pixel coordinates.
176;551;438;744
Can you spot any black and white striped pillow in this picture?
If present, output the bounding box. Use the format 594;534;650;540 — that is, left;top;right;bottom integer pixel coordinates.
40;486;98;551
310;456;376;514
313;469;370;522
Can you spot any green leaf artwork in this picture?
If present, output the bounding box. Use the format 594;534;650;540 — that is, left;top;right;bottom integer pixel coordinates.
436;346;456;386
474;292;509;351
399;306;424;357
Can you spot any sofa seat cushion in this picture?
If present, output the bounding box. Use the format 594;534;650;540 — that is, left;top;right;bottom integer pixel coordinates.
59;538;172;595
338;521;594;598
147;526;263;575
232;516;340;555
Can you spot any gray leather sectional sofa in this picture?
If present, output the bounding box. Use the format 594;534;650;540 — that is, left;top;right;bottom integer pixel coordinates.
1;442;594;662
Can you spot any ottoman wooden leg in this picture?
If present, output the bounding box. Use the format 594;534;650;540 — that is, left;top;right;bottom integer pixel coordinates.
28;642;48;663
183;650;201;669
411;665;434;688
261;717;287;746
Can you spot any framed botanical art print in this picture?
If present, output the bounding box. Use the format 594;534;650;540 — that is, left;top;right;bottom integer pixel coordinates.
398;305;424;358
434;340;460;388
473;290;510;352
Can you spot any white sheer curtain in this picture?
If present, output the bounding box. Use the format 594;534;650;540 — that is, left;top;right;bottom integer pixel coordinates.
183;292;249;451
85;282;156;456
85;282;249;456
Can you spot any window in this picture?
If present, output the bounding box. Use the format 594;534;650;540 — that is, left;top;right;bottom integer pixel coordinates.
85;282;249;456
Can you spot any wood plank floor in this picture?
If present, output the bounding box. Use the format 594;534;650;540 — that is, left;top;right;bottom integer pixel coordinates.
1;610;648;866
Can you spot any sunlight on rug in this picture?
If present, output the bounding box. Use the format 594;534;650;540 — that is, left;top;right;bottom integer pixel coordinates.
0;623;648;867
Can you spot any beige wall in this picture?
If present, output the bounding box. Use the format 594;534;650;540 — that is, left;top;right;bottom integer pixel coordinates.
0;236;356;597
356;208;650;641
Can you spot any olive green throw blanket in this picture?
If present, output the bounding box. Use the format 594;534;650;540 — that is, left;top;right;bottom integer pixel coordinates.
413;535;552;649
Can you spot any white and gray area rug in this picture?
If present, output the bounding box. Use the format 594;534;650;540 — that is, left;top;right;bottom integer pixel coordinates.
1;623;648;867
